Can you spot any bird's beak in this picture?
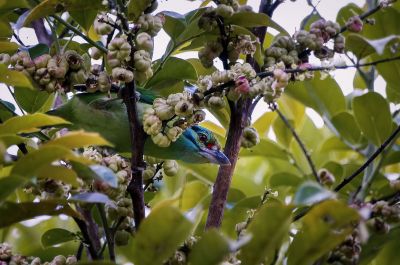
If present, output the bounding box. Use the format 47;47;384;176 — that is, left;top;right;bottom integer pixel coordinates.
199;148;231;165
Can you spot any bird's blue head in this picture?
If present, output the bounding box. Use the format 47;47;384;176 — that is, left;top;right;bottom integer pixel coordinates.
179;125;230;165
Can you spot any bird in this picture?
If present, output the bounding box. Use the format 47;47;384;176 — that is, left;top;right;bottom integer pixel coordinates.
49;92;230;165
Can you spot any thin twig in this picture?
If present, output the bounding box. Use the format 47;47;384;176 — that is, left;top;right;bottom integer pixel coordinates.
96;204;115;261
52;15;108;53
270;103;320;182
334;124;400;192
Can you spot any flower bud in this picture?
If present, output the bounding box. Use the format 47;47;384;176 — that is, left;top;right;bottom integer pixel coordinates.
91;46;103;60
47;56;69;79
166;126;183;142
166;93;184;106
318;169;336;186
134;68;153;83
115;230;130;246
216;4;234;18
33;54;51;68
143;165;156;180
136;32;154;53
134;50;152;71
66;255;77;265
0;53;10;65
143;114;162;135
112;67;134;83
235;76;250;94
208;96;225;109
154;98;175;120
94;14;113;35
64;50;83;70
152;133;171;147
98;71;112;92
174;100;194;116
163;160;179;176
189;110;206;124
69;69;88;84
241;127;260;148
108;37;131;61
52;255;67;265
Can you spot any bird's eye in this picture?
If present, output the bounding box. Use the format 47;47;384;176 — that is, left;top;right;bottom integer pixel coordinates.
198;133;207;143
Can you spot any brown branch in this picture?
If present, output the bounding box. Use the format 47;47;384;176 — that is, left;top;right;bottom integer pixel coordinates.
334;123;400;192
116;4;146;229
270;103;320;183
96;204;115;261
73;215;100;260
31;19;52;47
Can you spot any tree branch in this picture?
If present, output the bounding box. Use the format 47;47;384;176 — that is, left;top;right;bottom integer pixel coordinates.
96;204;115;261
270;103;320;182
73;217;100;260
31;19;52;47
334;123;400;192
116;4;146;228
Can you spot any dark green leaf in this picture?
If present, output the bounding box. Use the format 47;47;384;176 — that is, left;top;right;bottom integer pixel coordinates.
127;0;152;21
352;92;392;146
28;43;49;59
239;202;292;265
269;172;302;188
131;206;193;265
41;228;76;248
331;111;363;145
345;34;400;59
0;0;29;15
189;229;230;265
240;138;287;160
69;10;97;32
0;201;80;228
225;12;288;35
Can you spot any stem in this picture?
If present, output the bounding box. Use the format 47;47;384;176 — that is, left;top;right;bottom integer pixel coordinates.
31;19;52;47
271;104;319;182
45;17;60;54
76;242;84;261
52;15;108;53
116;3;146;228
96;204;115;261
206;99;251;228
73;217;99;260
76;206;102;258
334;124;400;192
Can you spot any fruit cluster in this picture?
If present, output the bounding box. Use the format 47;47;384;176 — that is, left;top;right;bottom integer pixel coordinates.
143;92;206;147
0;243;77;265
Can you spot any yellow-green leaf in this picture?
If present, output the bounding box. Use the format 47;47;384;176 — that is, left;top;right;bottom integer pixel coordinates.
0;64;33;88
36;165;80;187
44;131;112;149
0;113;69;134
11;145;78;177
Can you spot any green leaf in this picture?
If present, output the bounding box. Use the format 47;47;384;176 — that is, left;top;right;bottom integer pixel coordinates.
0;113;69;134
131;206;193;265
293;181;336;206
28;43;49;59
272;116;294;147
0;41;18;54
127;0;151;21
189;229;230;265
269;172;302;188
252;112;276;137
225;12;288;35
0;64;33;88
69;192;113;205
36;165;80;187
0;201;80;228
0;0;29;15
41;228;76;248
331;111;363;145
76;262;115;265
14;86;54;113
287;200;360;265
352;92;392;146
180;181;210;211
285;72;346;118
0;20;12;38
187;58;217;76
239;202;292;265
11;145;78;177
44;131;112;149
386;83;400;104
146;57;197;90
69;10;97;32
0;134;25;147
0;175;27;203
240;138;287;160
345;34;400;59
23;0;104;26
